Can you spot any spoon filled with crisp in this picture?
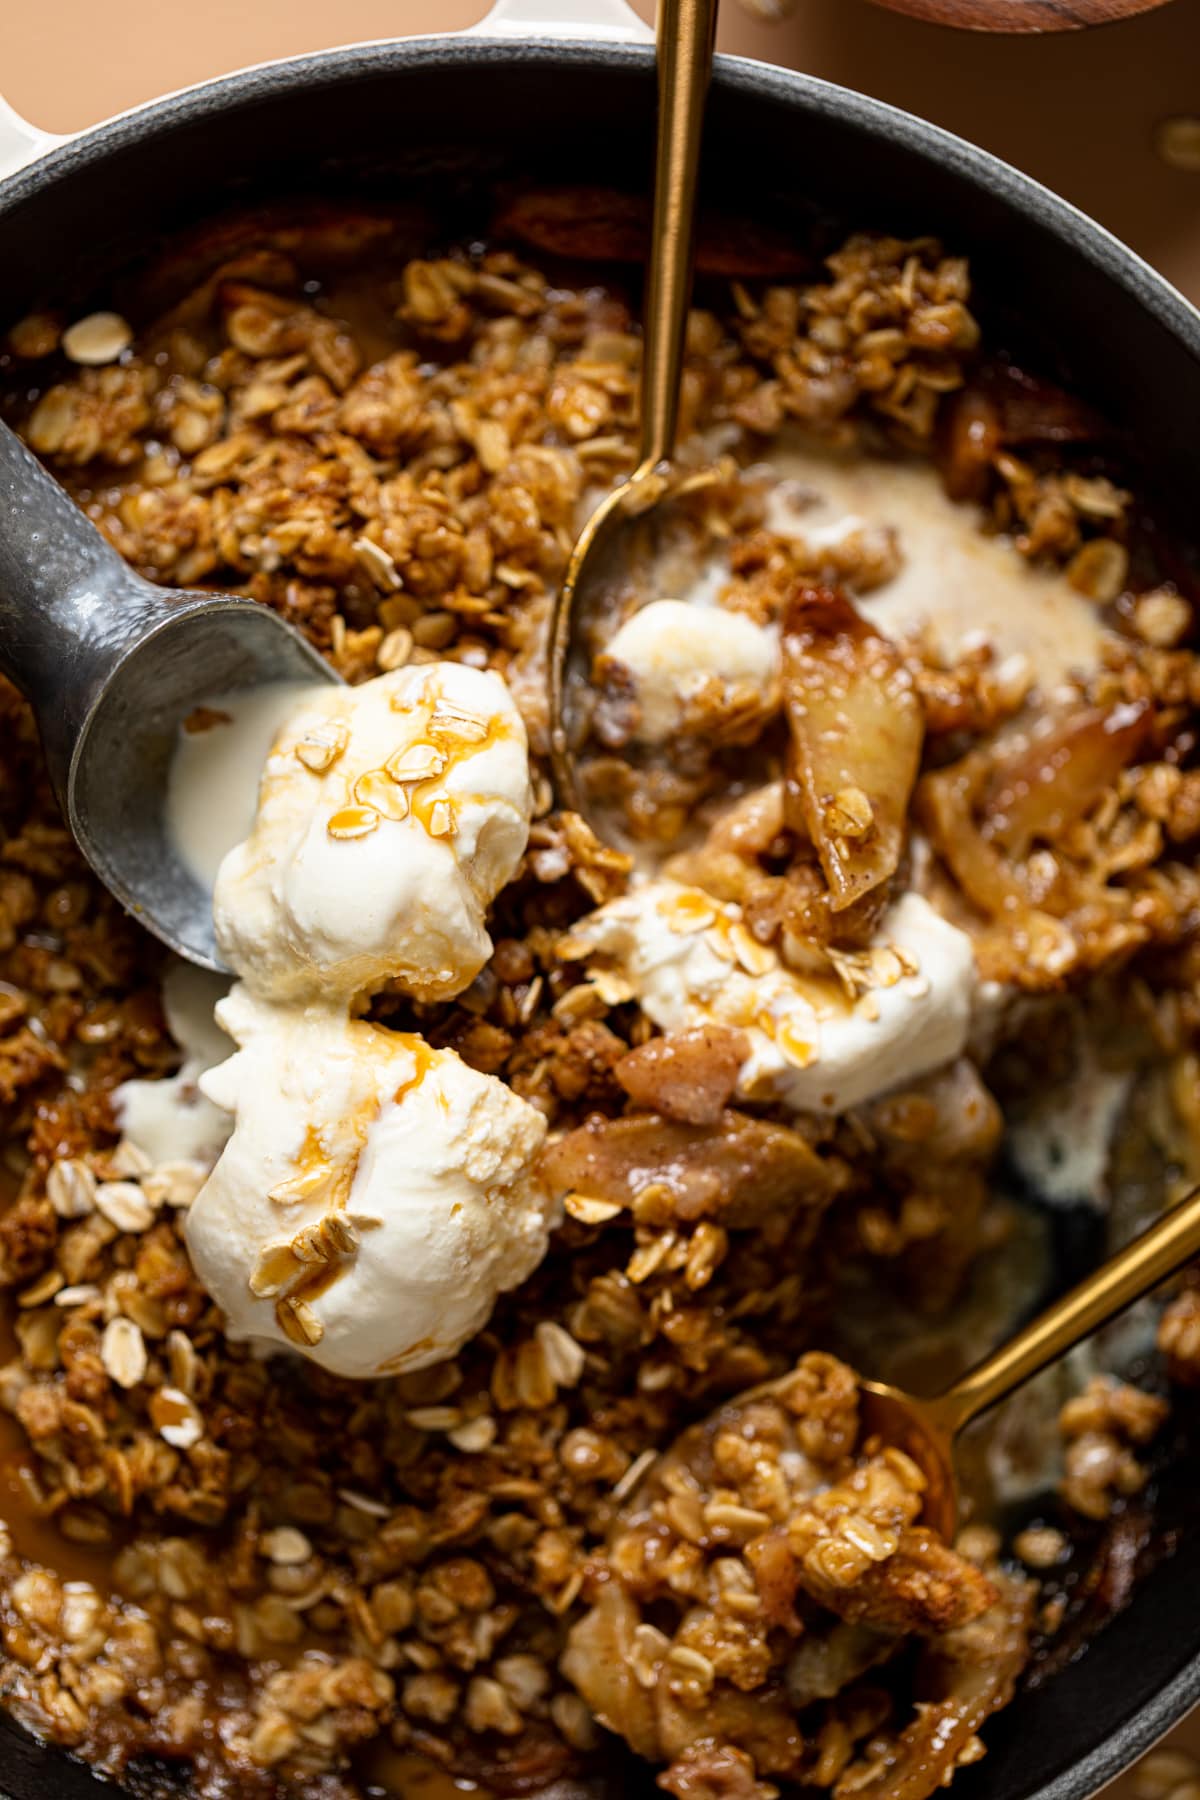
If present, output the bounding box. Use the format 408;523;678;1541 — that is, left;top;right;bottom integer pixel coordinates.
557;1184;1200;1788
624;1180;1200;1540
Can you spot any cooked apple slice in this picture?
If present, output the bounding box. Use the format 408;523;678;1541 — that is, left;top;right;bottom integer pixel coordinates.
782;586;924;914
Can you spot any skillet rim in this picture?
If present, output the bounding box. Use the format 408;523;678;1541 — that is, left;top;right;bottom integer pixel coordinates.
0;32;1198;362
0;31;1198;1800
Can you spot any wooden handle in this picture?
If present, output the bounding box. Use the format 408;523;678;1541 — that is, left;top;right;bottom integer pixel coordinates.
863;0;1174;31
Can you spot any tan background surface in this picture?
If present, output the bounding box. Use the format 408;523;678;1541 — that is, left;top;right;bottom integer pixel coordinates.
1;0;1199;1785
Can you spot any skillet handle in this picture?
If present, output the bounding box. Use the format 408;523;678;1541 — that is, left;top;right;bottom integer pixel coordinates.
472;0;654;40
0;96;61;181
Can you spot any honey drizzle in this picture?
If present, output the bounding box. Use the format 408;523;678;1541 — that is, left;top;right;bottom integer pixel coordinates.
254;1030;439;1340
322;678;515;845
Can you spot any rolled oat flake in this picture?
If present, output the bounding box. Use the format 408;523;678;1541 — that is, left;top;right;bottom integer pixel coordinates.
62;311;133;366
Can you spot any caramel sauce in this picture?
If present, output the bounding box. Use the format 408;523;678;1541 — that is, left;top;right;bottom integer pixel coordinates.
327;804;381;840
256;1056;406;1331
316;275;411;372
374;1334;437;1377
657;887;718;932
0;1437;121;1591
0;1283;126;1591
773;1014;820;1070
389;1031;438;1105
286;1256;347;1309
296;1121;327;1176
259;1027;439;1333
282;1076;383;1213
406;700;513;839
358;1741;492;1798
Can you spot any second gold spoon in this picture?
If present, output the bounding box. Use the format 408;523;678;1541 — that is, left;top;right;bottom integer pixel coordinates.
548;0;720;813
639;1183;1200;1538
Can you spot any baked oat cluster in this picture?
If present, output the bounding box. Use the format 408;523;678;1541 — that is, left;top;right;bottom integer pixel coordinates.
565;1353;1034;1800
0;200;1195;1799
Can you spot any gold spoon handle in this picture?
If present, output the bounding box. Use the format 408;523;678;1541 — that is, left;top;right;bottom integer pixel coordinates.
638;0;720;470
937;1183;1200;1436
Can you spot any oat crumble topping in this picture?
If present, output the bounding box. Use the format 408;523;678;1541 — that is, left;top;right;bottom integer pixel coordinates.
0;201;1195;1799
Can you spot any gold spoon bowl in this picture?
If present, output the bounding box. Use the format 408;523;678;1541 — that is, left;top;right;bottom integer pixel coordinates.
631;1182;1200;1538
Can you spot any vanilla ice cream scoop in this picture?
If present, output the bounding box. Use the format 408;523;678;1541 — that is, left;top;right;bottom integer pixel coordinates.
173;662;552;1379
114;961;234;1168
213;662;533;1005
184;986;553;1378
562;880;975;1115
598;599;780;743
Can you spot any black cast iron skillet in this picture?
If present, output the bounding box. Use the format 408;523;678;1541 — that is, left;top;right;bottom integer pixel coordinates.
1;15;1199;1800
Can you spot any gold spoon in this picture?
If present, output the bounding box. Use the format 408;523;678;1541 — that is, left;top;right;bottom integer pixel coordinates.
639;1183;1200;1538
548;0;720;814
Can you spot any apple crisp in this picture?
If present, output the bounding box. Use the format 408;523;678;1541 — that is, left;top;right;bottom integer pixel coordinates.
0;199;1195;1800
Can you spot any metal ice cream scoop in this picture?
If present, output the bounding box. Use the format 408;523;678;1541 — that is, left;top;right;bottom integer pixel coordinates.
0;417;336;971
